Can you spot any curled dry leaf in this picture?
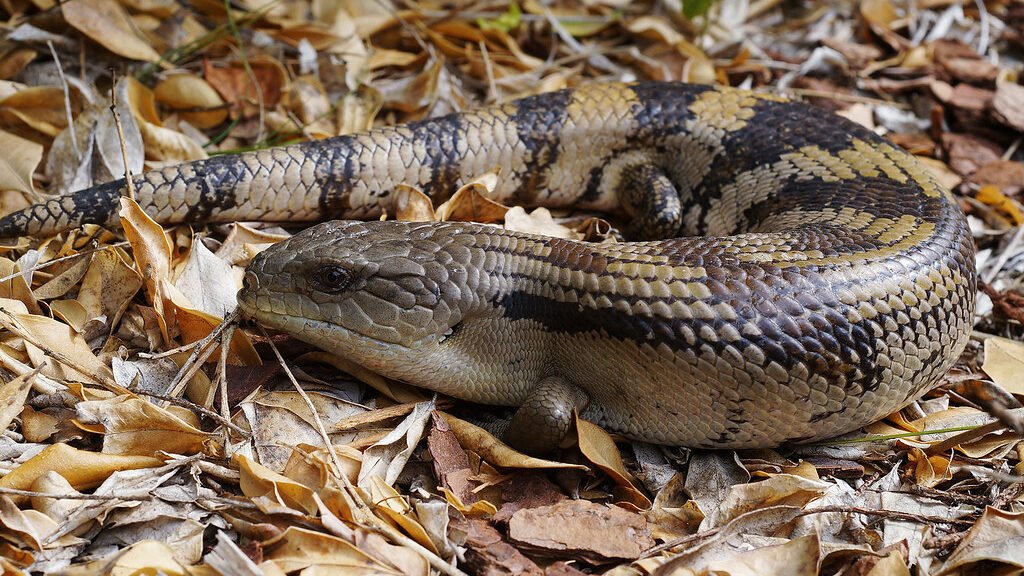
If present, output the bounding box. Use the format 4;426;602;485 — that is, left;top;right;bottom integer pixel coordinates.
127;78;207;163
941;507;1024;574
0;86;70;138
503;207;580;239
357;399;434;488
75;396;212;457
153;73;228;129
437;412;588;470
388;184;436;222
0;370;36;432
261;526;401;575
236;454;318;516
575;418;651;509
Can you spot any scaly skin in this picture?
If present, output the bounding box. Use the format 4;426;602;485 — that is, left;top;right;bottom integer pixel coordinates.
0;82;976;448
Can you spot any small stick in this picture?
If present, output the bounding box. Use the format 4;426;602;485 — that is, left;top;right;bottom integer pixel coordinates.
108;68;136;201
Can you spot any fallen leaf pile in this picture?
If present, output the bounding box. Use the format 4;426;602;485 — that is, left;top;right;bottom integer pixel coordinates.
0;0;1023;574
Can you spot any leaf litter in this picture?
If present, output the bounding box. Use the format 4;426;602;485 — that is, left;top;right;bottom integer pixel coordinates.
0;0;1024;574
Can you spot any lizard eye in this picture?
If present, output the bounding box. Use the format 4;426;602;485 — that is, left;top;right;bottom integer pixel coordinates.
311;265;351;293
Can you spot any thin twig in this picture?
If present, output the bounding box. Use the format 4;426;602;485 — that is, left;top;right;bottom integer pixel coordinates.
258;325;345;477
107;68;135;201
0;241;129;285
0;486;150;501
165;309;241;400
982;223;1024;284
48;40;79;164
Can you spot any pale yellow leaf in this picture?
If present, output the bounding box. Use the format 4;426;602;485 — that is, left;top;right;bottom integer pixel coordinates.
61;0;161;61
0;129;41;195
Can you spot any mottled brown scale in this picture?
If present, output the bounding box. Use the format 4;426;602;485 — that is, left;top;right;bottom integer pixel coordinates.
0;82;975;451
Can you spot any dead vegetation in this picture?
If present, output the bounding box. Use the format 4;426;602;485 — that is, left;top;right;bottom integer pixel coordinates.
0;0;1023;574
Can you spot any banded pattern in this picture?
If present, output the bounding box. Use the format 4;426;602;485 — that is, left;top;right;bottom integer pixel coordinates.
0;82;975;448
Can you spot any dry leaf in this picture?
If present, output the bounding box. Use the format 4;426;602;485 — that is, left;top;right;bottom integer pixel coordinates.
993;81;1024;132
941;507;1024;573
0;129;41;195
261;526;397;574
153;73;228;129
437;412;587;470
0;442;162;493
0;370;35;432
236;454;317;515
75;396;212;457
508;499;654;562
0;85;69;137
61;0;161;61
503;207;580;239
576;418;651;509
983;337;1024;396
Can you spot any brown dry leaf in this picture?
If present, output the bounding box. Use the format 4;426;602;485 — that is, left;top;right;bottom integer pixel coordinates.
983;336;1024;396
236;454;317;515
684;534;820;576
204;57;288;119
240;388;366;471
437;412;587;470
436;176;509;224
119;197;172;343
0;129;41;195
503;207;580;239
262;526;400;574
215;222;289;267
707;473;831;528
367;476;439;554
0;262;39;313
58;540;187;576
942;132;1003;176
32;252;93;301
0;306;114;383
0;86;69;137
509;499;654;563
387;184;436;222
21;405;59;442
970;160;1024;195
75;396;211;457
153;73;228;129
61;0;161;61
993;80;1024;133
576;418;651;509
941;507;1024;573
76;247;144;337
0;494;59;550
0;370;35;434
907;447;952;487
0;442;162;493
127;78;208;163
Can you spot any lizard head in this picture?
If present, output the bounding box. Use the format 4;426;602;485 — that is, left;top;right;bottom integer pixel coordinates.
237;220;484;375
